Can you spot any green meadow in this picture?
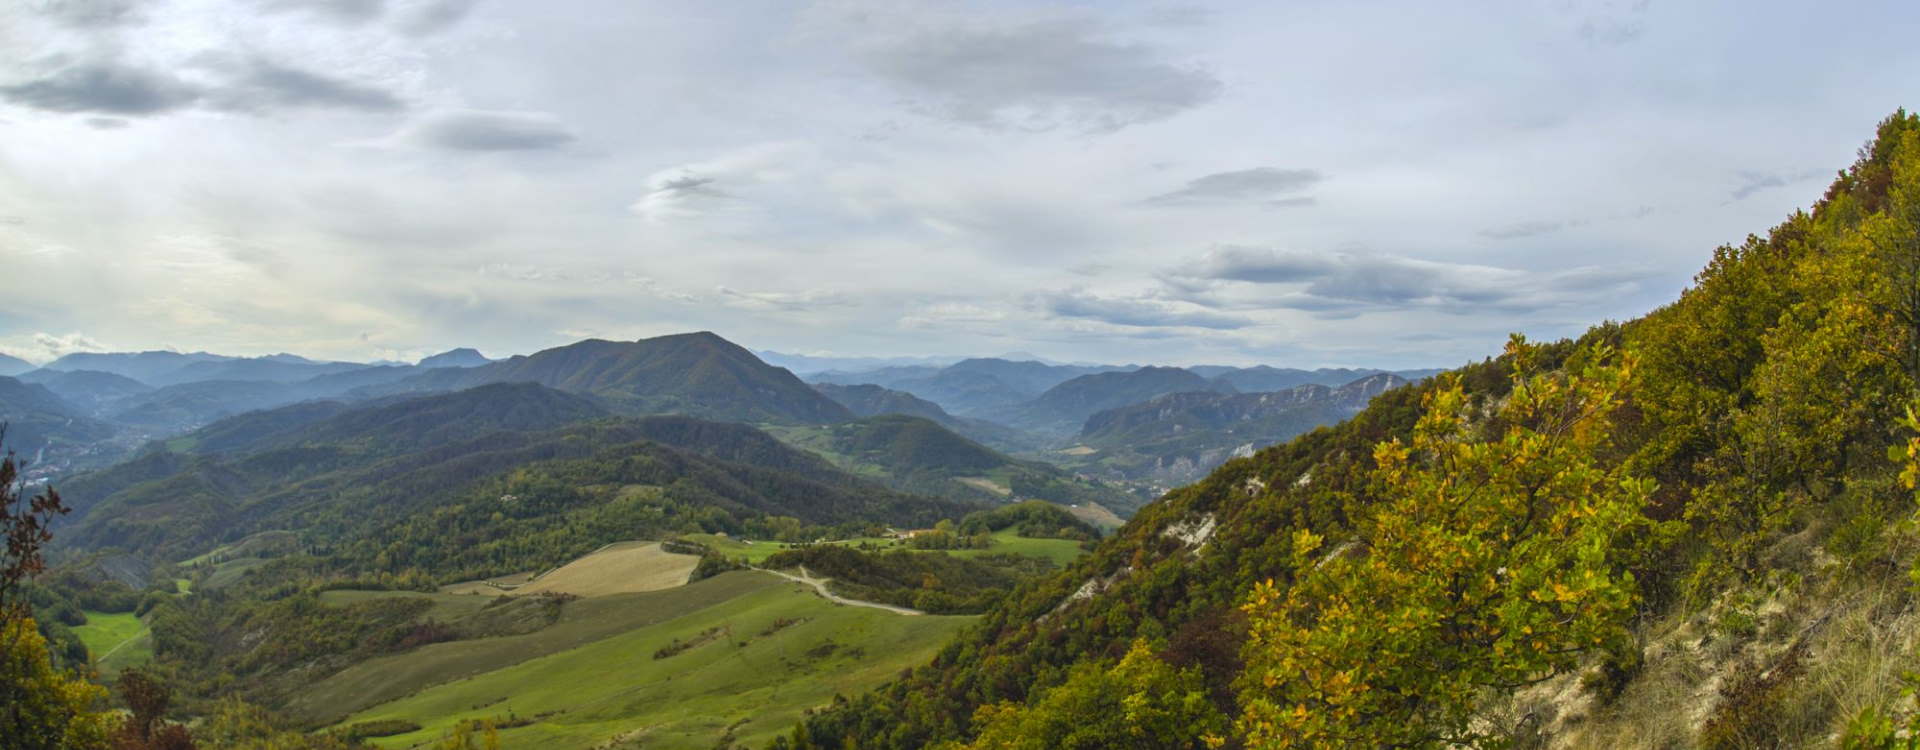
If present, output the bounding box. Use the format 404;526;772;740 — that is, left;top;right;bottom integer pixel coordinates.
327;570;973;750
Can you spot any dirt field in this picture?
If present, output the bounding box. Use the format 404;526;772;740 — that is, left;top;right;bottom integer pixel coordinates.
511;542;700;597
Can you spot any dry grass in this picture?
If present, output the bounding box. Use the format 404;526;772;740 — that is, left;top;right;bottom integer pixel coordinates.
513;542;700;598
1542;513;1920;750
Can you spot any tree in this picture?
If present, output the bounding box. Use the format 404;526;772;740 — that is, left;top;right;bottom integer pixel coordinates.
958;639;1226;750
1;428;115;750
0;616;116;750
109;670;195;750
2;427;71;617
1236;338;1663;748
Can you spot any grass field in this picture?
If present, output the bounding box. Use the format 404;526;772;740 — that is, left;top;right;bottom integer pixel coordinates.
513;542;699;597
327;571;973;750
689;528;1087;569
73;610;152;673
289;572;778;723
945;528;1087;567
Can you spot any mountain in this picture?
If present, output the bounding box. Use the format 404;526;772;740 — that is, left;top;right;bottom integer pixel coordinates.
812;358;1129;417
983;365;1235;436
0;375;117;456
754;351;960;375
1207;365;1437;393
1069;373;1408;484
379;332;854;424
940;358;1124;395
779;112;1920;750
813;383;955;423
814;382;1050;453
147;357;372;387
0;352;32;377
767;414;1144;512
16;369;154;416
416;348;491;369
45;350;235;383
104;380;302;431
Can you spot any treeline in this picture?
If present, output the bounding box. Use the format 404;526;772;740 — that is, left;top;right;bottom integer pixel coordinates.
760;545;1053;614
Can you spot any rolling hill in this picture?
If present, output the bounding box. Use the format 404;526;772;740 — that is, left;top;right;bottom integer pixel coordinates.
1064;373;1409;484
981;365;1236;436
764;414;1146;513
0;352;33;376
776;111;1920;750
378;332;853;424
51;384;970;566
0;375;118;456
16;369;155;416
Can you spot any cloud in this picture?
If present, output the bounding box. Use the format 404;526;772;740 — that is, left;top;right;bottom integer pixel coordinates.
717;287;854;312
264;0;387;25
204;58;405;113
395;0;480;36
820;5;1221;133
84;116;129;129
395;110;576;151
0;63;202;115
1572;0;1651;46
1479;219;1573;240
629;142;809;223
37;0;145;28
1165;246;1657;315
31;332;106;360
1728;169;1829;201
1038;290;1255;330
1145;167;1323;206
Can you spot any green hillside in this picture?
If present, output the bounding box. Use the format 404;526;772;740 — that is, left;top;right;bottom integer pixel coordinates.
764;415;1146;512
388;332;854;424
323;571;972;750
776;112;1920;750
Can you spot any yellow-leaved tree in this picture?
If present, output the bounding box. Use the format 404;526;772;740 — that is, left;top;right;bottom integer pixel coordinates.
1236;337;1665;748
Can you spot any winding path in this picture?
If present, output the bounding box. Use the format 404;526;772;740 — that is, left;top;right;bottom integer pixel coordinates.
757;567;924;616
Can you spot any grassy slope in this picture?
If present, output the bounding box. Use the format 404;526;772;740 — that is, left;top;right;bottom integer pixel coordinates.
332;572;973;750
288;572;777;723
688;529;1087;568
73;610;152;673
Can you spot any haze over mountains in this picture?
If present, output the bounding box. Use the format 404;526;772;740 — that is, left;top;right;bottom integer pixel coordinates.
0;329;1431;509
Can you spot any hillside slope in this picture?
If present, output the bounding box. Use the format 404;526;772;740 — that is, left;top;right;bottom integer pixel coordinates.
382;332;853;424
779;111;1920;750
1066;373;1408;485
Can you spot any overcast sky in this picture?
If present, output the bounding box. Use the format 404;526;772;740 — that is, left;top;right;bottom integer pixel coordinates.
0;0;1915;369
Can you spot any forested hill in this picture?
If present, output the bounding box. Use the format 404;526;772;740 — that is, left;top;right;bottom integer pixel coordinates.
780;111;1920;749
49;384;970;566
376;331;854;424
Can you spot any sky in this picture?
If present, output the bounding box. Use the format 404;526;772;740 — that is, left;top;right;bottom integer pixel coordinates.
0;0;1916;370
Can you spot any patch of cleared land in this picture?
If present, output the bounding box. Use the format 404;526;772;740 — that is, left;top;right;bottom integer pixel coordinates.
73;610;151;673
327;572;973;750
1065;501;1126;531
512;542;699;598
288;572;777;723
955;476;1011;496
945;528;1087;567
1056;445;1098;456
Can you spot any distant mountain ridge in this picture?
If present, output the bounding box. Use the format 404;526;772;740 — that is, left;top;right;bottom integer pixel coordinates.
377;332;853;424
0;353;32;377
416;348;491;369
984;366;1237;436
1065;373;1411;484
